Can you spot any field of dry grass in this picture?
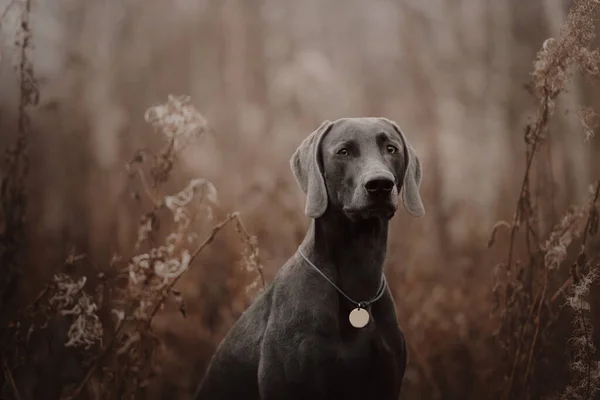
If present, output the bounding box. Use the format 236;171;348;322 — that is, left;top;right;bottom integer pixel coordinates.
1;0;600;399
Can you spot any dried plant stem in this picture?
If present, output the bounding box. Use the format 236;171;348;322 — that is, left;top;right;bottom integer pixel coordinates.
145;213;238;328
232;214;266;289
523;269;548;387
190;213;237;262
506;88;552;272
1;1;36;395
3;360;21;400
551;277;574;304
506;287;542;396
502;88;551;400
17;0;35;136
0;0;35;305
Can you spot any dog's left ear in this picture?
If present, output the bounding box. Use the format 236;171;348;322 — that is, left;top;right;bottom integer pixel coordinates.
290;120;334;219
381;118;425;218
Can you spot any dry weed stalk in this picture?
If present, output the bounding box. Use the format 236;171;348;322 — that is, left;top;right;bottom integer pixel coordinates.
0;94;265;399
491;1;600;399
61;96;265;400
0;0;38;397
0;0;36;317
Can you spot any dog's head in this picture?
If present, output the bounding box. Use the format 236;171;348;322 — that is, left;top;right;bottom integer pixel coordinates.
290;117;425;221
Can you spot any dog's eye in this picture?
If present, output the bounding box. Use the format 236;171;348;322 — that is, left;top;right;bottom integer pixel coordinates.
337;148;349;156
386;145;398;154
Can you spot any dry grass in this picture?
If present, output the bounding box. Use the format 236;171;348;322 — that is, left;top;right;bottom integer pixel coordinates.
491;2;600;399
0;0;599;399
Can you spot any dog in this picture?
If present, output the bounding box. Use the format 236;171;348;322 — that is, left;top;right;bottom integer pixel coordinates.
193;117;425;400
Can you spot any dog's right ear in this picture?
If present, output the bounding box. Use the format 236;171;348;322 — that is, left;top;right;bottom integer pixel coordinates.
290;120;334;219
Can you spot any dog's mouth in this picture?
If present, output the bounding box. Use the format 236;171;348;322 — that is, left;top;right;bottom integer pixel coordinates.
344;203;397;221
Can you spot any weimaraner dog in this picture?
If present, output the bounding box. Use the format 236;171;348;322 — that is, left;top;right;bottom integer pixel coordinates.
194;117;425;400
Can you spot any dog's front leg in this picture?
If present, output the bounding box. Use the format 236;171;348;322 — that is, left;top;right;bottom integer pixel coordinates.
257;332;335;400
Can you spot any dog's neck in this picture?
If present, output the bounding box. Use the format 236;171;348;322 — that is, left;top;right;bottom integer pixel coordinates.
300;211;389;303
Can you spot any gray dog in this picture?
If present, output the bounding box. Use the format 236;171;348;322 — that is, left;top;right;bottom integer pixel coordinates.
194;117;425;400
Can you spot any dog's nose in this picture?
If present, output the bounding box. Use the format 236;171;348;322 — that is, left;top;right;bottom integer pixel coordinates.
364;176;395;194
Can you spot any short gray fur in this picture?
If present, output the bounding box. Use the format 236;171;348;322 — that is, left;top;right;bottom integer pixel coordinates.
193;117;425;400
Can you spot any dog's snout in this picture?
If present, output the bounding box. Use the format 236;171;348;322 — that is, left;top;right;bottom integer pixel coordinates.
364;175;395;194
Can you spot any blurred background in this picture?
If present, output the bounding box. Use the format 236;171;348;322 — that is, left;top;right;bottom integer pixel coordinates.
1;0;599;399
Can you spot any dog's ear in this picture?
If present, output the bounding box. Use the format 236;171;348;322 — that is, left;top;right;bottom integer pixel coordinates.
381;118;425;218
290;120;334;218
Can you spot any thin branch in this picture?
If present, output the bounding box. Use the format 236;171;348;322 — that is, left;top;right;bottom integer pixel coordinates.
232;213;266;289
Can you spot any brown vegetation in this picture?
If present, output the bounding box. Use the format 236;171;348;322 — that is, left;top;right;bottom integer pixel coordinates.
1;0;600;399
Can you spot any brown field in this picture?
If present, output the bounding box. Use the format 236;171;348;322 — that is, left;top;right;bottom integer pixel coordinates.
1;0;600;399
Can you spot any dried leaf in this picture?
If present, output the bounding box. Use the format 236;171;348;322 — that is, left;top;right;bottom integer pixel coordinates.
487;221;511;248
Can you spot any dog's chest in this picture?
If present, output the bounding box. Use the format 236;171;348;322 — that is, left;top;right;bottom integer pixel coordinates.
330;328;398;397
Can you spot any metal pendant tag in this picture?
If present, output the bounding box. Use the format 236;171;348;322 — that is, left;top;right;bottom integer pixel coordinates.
349;307;370;328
